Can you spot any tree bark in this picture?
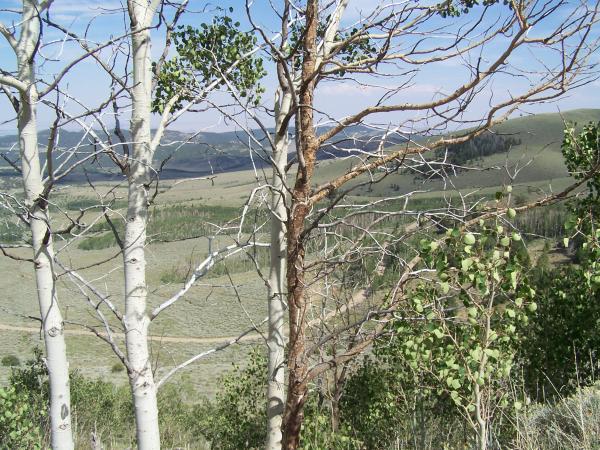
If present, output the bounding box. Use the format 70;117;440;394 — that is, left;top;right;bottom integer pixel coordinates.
123;2;160;448
15;2;74;448
266;88;292;450
282;1;319;448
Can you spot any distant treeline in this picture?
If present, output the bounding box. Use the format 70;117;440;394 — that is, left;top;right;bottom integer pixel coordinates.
411;132;521;180
439;132;521;165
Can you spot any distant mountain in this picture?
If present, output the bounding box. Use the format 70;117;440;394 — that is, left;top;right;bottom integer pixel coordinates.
0;109;597;183
0;124;406;181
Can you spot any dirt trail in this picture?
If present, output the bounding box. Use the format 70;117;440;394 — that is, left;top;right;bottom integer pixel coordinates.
0;323;261;345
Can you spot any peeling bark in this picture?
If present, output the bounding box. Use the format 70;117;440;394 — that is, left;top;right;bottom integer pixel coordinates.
282;2;319;448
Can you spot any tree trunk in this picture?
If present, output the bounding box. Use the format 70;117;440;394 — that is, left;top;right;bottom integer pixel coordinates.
123;3;160;448
282;2;319;448
16;2;74;448
266;88;292;450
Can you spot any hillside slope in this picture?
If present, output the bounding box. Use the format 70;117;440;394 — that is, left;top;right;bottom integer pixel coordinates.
316;109;600;197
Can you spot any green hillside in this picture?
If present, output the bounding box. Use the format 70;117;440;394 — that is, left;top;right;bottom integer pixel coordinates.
315;108;600;199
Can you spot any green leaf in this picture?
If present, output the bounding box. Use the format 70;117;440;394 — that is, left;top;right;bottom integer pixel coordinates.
440;282;450;294
484;348;500;360
463;233;476;245
461;258;474;272
514;401;523;411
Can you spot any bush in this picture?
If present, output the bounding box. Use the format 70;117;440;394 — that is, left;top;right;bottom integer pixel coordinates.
69;371;135;446
195;348;267;449
2;348;204;448
110;362;124;373
521;264;600;399
2;354;20;367
0;386;43;449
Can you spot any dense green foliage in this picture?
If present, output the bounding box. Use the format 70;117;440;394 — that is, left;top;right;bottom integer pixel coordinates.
0;349;206;448
153;10;265;113
519;122;600;400
78;203;244;250
522;260;600;400
195;349;266;449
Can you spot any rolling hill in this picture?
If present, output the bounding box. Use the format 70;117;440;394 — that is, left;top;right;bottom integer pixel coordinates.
314;108;600;198
0;109;597;189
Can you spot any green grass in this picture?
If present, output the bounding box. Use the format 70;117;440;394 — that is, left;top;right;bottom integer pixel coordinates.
78;203;247;250
159;245;270;284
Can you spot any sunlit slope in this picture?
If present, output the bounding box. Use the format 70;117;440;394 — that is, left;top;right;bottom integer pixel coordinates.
313;109;600;197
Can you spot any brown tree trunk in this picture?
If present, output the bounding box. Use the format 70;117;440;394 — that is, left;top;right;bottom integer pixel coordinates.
282;1;318;448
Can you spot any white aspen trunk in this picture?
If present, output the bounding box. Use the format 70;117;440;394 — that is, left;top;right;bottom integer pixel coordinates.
16;2;74;448
20;91;75;450
266;89;292;450
123;2;160;448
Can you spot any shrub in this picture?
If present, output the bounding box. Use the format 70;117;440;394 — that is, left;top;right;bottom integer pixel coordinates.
521;264;600;400
1;354;20;367
110;362;124;373
0;385;43;449
194;348;267;449
2;348;203;448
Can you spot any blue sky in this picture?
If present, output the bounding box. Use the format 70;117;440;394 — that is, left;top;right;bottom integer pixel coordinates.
0;0;598;136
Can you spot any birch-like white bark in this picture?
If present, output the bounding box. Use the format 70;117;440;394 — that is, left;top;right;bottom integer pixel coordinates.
15;1;74;448
123;2;160;448
266;88;292;450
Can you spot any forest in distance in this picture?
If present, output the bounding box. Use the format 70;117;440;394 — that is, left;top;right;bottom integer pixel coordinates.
0;1;600;449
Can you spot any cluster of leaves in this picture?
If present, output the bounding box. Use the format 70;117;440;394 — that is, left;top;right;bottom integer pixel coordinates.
0;348;203;447
562;121;600;213
153;10;266;113
521;256;600;399
341;355;466;449
0;386;43;449
0;348;47;449
437;0;512;18
287;17;378;75
195;348;267;449
403;216;533;418
196;348;363;449
562;121;600;278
